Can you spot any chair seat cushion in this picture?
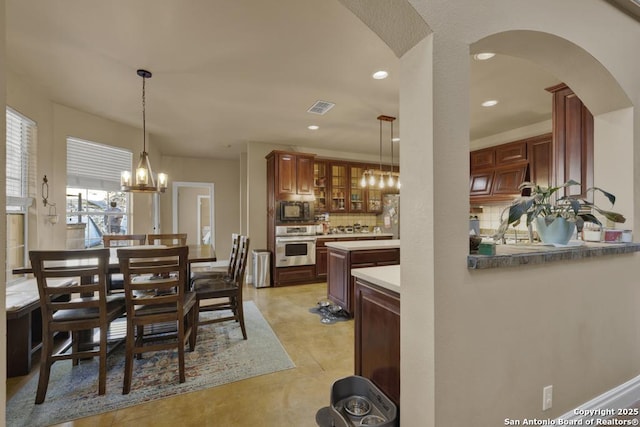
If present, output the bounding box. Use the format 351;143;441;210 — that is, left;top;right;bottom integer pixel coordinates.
192;276;237;295
133;291;196;316
52;294;126;321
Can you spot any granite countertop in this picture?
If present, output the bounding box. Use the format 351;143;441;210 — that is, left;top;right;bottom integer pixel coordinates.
351;265;400;294
316;232;395;239
325;239;401;251
468;241;640;269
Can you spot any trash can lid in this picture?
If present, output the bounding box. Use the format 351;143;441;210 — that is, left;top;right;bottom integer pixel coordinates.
252;249;270;253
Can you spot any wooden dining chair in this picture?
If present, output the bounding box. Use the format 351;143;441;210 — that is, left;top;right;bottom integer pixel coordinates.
147;233;187;246
103;234;146;247
29;248;126;404
102;234;147;291
117;245;197;394
191;235;250;344
190;233;239;281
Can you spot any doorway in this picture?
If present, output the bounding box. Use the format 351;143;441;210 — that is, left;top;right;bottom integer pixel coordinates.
172;182;215;245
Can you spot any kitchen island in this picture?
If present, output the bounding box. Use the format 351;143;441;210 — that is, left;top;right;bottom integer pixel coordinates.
352;265;400;406
325;239;400;315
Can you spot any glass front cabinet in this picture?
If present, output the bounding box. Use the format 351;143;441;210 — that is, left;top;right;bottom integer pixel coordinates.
330;163;348;212
349;165;365;213
313;161;328;213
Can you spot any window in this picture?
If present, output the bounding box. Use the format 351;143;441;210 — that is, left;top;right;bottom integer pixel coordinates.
6;107;36;283
66;138;132;247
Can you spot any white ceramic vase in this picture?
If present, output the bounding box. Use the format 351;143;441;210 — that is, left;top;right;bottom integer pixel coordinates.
535;217;575;245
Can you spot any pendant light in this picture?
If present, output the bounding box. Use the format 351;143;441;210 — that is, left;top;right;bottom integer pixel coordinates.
361;115;400;190
121;69;168;193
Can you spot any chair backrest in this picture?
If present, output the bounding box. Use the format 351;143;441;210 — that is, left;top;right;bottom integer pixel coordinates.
29;248;111;327
103;234;146;247
117;246;189;318
225;233;241;277
232;236;250;287
147;233;188;246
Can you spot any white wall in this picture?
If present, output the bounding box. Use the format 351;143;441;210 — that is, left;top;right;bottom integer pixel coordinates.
1;0;7;418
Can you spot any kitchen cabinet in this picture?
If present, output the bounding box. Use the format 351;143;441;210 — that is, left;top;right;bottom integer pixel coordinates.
349;165;366;212
316;235;392;281
266;150;315;200
329;163;348;212
546;83;593;198
470;138;550;203
326;241;400;315
313;161;328;213
527;133;552;189
470;141;528;203
315;160;396;214
274;265;316;287
353;272;400;406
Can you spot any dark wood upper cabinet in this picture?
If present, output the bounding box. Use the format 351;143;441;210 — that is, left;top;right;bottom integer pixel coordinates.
469;170;494;197
492;165;528;196
470;148;495;171
267;151;316;200
495;140;528;165
296;155;314;195
527;133;553;189
546;83;594;198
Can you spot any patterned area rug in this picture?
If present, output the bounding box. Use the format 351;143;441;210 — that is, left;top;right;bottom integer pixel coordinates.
7;301;294;427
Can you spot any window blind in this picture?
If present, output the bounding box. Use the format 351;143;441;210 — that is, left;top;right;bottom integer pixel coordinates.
66;137;132;191
6;108;36;212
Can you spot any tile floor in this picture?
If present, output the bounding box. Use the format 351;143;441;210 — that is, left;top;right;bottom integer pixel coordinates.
6;282;353;426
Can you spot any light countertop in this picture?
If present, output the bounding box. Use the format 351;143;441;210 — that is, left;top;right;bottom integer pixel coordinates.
351;265;400;294
324;239;400;251
316;233;395;239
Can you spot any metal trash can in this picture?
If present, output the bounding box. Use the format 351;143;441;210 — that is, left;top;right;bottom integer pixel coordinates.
252;250;271;288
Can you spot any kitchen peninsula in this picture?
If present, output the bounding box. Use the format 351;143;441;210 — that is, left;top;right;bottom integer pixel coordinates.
352;265;400;406
326;239;400;315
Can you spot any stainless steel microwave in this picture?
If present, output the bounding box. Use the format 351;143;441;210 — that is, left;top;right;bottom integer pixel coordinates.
278;201;311;222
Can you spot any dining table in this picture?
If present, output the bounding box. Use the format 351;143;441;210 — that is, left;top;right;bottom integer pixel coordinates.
12;244;217;283
10;244;216;359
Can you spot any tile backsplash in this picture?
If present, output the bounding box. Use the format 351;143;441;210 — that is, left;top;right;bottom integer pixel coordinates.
472;203;529;236
325;213;381;228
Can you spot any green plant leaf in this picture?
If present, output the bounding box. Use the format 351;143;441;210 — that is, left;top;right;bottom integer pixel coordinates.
578;213;602;226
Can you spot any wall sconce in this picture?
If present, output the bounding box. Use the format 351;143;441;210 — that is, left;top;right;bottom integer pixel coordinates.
42;175;58;224
46;205;59;225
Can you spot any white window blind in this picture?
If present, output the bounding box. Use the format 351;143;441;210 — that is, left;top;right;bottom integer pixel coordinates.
66;137;132;191
6;108;36;212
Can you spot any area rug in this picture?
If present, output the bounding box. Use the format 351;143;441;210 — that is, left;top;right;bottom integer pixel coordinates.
6;301;294;427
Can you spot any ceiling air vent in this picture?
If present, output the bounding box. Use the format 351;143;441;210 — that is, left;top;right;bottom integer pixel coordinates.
307;100;335;115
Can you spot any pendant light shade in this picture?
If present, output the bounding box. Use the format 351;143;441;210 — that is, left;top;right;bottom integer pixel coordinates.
361;115;400;190
121;69;168;193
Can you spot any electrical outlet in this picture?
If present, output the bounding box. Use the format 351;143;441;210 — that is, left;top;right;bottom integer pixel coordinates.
543;385;553;411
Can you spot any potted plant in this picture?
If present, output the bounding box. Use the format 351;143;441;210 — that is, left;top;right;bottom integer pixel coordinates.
493;179;626;245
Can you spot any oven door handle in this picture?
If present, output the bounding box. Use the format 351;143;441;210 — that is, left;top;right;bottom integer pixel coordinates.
275;237;317;243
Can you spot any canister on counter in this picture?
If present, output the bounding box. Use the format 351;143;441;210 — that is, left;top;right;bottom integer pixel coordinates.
478;242;496;256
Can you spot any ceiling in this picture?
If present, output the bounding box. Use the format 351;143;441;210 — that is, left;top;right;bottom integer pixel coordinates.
6;0;561;160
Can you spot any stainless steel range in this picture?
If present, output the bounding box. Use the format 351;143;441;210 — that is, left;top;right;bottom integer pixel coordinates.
275;225;317;267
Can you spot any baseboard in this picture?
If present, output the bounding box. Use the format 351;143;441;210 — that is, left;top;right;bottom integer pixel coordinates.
556;374;640;421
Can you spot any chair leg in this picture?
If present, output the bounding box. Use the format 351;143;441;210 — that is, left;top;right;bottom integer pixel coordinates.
135;325;144;360
35;332;54;404
71;331;79;366
123;322;135;394
237;300;247;340
98;324;108;396
192;300;200;346
177;319;186;384
188;307;197;351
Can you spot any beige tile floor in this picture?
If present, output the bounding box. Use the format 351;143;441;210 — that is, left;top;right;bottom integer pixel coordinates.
7;282;353;427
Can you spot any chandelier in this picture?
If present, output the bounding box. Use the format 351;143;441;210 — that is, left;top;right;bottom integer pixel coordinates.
121;69;168;193
360;115;400;190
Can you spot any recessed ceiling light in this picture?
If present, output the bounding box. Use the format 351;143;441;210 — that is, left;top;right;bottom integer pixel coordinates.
481;100;499;107
308;125;319;130
372;70;389;80
392;138;400;142
474;52;496;61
